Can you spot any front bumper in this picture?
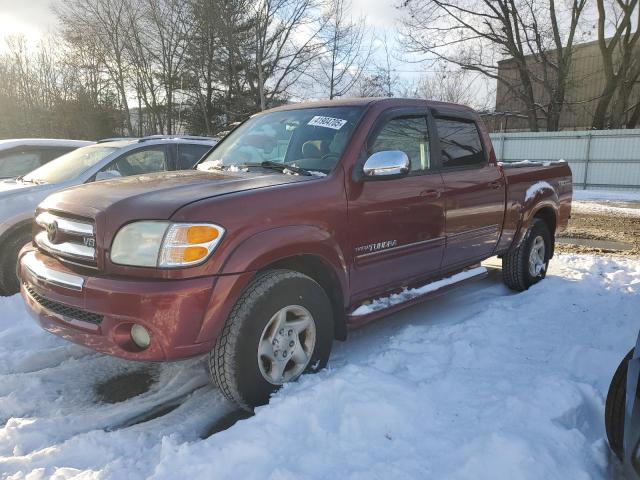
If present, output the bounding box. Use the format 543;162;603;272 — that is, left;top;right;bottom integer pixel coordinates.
18;248;249;361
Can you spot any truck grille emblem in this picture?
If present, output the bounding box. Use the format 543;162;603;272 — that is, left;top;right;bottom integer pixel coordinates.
46;221;59;244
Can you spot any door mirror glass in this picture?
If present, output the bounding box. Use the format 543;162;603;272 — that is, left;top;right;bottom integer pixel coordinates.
95;170;122;182
363;150;410;179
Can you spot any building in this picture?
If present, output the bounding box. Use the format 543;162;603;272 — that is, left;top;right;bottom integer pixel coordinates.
490;38;640;132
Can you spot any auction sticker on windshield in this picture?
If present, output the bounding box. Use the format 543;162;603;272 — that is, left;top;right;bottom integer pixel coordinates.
308;116;348;130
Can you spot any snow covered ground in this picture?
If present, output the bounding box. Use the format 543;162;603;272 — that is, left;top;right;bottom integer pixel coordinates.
0;254;639;479
572;189;640;218
573;189;640;203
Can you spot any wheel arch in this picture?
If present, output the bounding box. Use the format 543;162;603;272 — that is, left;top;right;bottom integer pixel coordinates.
508;200;558;256
216;225;349;341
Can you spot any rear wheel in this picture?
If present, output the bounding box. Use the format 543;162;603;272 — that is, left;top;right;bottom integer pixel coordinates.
606;349;633;460
0;228;32;296
502;218;551;292
208;270;334;411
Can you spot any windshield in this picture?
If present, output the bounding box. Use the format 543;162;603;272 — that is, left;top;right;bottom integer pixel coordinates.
23;145;116;184
197;106;364;175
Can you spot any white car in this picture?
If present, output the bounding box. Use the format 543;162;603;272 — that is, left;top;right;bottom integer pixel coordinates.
0;136;217;296
0;139;93;179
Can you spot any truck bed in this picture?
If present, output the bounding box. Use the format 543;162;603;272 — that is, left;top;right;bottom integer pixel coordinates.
497;160;573;253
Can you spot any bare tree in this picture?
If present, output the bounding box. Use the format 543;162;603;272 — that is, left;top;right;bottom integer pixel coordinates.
354;33;399;97
56;0;136;135
0;35;121;139
125;0;165;134
318;0;372;99
183;0;225;135
414;68;477;105
401;0;588;131
139;0;190;134
249;0;324;110
592;0;640;129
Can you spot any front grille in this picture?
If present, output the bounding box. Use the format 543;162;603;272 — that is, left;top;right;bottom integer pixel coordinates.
34;211;97;269
25;284;103;325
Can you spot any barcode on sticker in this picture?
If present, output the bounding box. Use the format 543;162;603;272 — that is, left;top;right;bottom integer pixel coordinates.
308;116;348;130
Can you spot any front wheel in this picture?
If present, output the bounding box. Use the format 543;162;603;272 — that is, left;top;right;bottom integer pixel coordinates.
502;218;551;292
209;270;334;411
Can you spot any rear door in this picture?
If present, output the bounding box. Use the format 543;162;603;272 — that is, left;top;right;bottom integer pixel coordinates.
348;109;445;301
432;113;505;270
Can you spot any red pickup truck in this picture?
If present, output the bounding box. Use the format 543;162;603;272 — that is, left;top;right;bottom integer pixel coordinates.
18;98;572;410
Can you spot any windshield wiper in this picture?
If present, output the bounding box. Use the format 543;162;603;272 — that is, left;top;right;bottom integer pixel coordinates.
17;176;43;184
239;161;313;176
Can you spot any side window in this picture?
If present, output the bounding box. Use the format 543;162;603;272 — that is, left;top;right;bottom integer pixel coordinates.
101;147;168;177
435;118;485;168
369;116;431;173
177;144;212;169
0;150;42;178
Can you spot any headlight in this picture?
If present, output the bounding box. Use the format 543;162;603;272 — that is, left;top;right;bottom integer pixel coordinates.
111;221;225;268
158;223;225;267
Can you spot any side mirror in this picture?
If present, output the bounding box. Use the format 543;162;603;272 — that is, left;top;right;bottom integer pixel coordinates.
362;150;410;179
95;170;122;182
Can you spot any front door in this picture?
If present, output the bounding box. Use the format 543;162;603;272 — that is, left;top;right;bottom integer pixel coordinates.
347;112;445;302
433;116;505;270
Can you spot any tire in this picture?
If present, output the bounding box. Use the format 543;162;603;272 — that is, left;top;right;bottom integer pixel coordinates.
606;349;633;460
0;228;32;297
209;269;334;411
502;218;552;292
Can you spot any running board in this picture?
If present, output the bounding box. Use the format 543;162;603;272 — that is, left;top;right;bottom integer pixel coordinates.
346;267;488;325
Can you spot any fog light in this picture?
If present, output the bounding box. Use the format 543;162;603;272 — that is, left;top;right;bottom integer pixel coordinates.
131;324;151;349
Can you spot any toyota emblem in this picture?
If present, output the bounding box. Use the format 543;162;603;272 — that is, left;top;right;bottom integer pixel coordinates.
46;221;59;243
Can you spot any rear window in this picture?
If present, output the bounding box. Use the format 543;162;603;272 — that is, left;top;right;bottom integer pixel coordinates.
435;118;485;168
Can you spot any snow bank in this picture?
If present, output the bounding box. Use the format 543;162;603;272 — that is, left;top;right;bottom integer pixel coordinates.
573;189;640;203
1;254;639;479
570;189;640;217
572;201;640;218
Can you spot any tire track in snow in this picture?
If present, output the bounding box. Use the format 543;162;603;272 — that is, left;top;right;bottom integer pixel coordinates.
0;351;220;457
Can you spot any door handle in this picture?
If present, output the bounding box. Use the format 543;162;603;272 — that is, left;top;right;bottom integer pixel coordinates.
420;189;441;199
489;181;502;189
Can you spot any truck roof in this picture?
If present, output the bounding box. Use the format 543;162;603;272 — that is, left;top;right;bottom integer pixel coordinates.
264;97;476;114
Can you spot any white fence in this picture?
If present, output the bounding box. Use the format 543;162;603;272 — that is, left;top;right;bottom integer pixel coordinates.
489;129;640;191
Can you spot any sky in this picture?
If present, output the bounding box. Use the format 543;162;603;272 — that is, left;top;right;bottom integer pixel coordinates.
0;0;492;105
0;0;403;49
0;0;54;46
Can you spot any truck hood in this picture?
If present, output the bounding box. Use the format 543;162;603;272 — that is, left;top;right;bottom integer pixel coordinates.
39;170;314;221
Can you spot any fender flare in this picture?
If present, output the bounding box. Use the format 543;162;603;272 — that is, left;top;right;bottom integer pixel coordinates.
220;224;350;305
196;225;350;344
510;187;559;251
